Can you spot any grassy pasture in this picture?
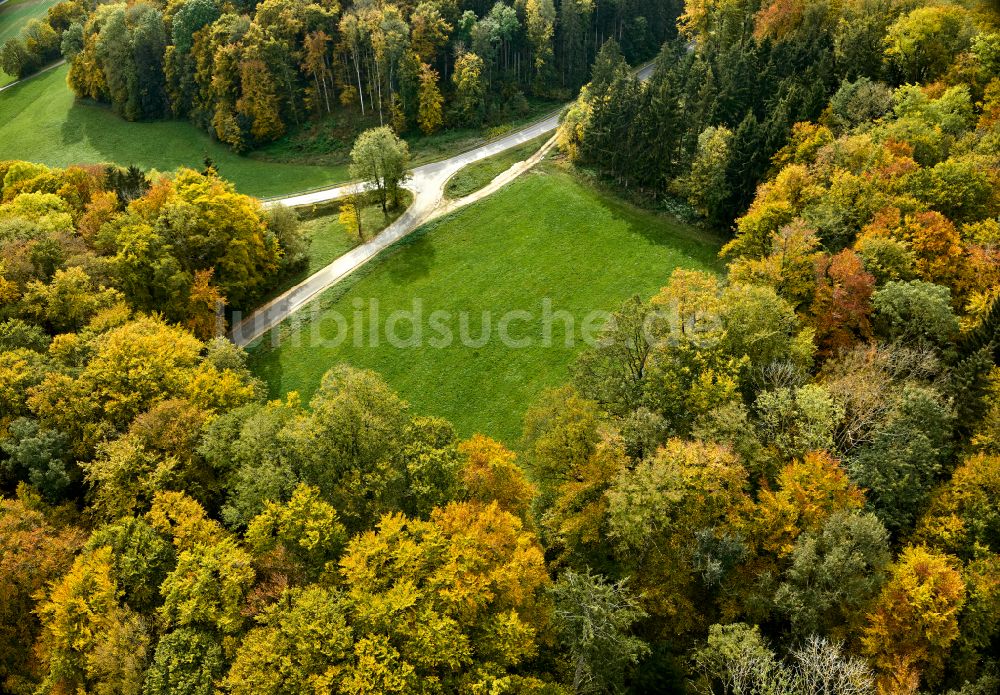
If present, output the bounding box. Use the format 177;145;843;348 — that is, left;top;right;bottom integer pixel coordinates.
249;165;722;444
0;0;60;86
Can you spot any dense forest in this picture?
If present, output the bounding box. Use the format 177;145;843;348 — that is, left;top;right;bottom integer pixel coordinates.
3;152;1000;693
559;0;1000;225
0;159;306;324
3;0;1000;693
2;0;679;150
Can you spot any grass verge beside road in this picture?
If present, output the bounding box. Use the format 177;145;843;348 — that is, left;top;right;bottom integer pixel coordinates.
260;192;413;303
444;133;551;199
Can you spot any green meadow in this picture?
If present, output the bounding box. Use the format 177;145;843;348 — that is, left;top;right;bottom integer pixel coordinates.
0;64;345;197
249;165;722;444
0;61;561;197
0;0;60;86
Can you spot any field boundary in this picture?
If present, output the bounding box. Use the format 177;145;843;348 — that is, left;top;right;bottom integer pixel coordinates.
258;59;653;202
0;58;65;93
257;104;568;203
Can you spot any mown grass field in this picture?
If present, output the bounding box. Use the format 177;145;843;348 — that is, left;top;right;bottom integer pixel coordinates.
0;0;59;86
0;64;344;197
0;61;561;197
249;164;723;444
444;133;550;198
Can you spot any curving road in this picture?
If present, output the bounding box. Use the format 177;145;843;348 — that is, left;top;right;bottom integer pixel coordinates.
229;62;657;346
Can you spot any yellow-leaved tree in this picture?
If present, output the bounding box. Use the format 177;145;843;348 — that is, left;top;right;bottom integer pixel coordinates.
861;545;966;694
417;61;444;135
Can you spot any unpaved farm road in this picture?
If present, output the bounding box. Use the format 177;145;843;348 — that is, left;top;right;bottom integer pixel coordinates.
229;62;657;346
0;59;65;93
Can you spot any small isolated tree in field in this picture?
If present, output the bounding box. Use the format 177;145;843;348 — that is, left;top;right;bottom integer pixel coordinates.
0;38;29;78
349;126;410;214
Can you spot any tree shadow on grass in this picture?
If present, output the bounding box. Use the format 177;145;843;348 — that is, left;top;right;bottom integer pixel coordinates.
386;225;438;285
67;100;194;170
603;201;725;272
248;349;284;399
58;101;88;147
